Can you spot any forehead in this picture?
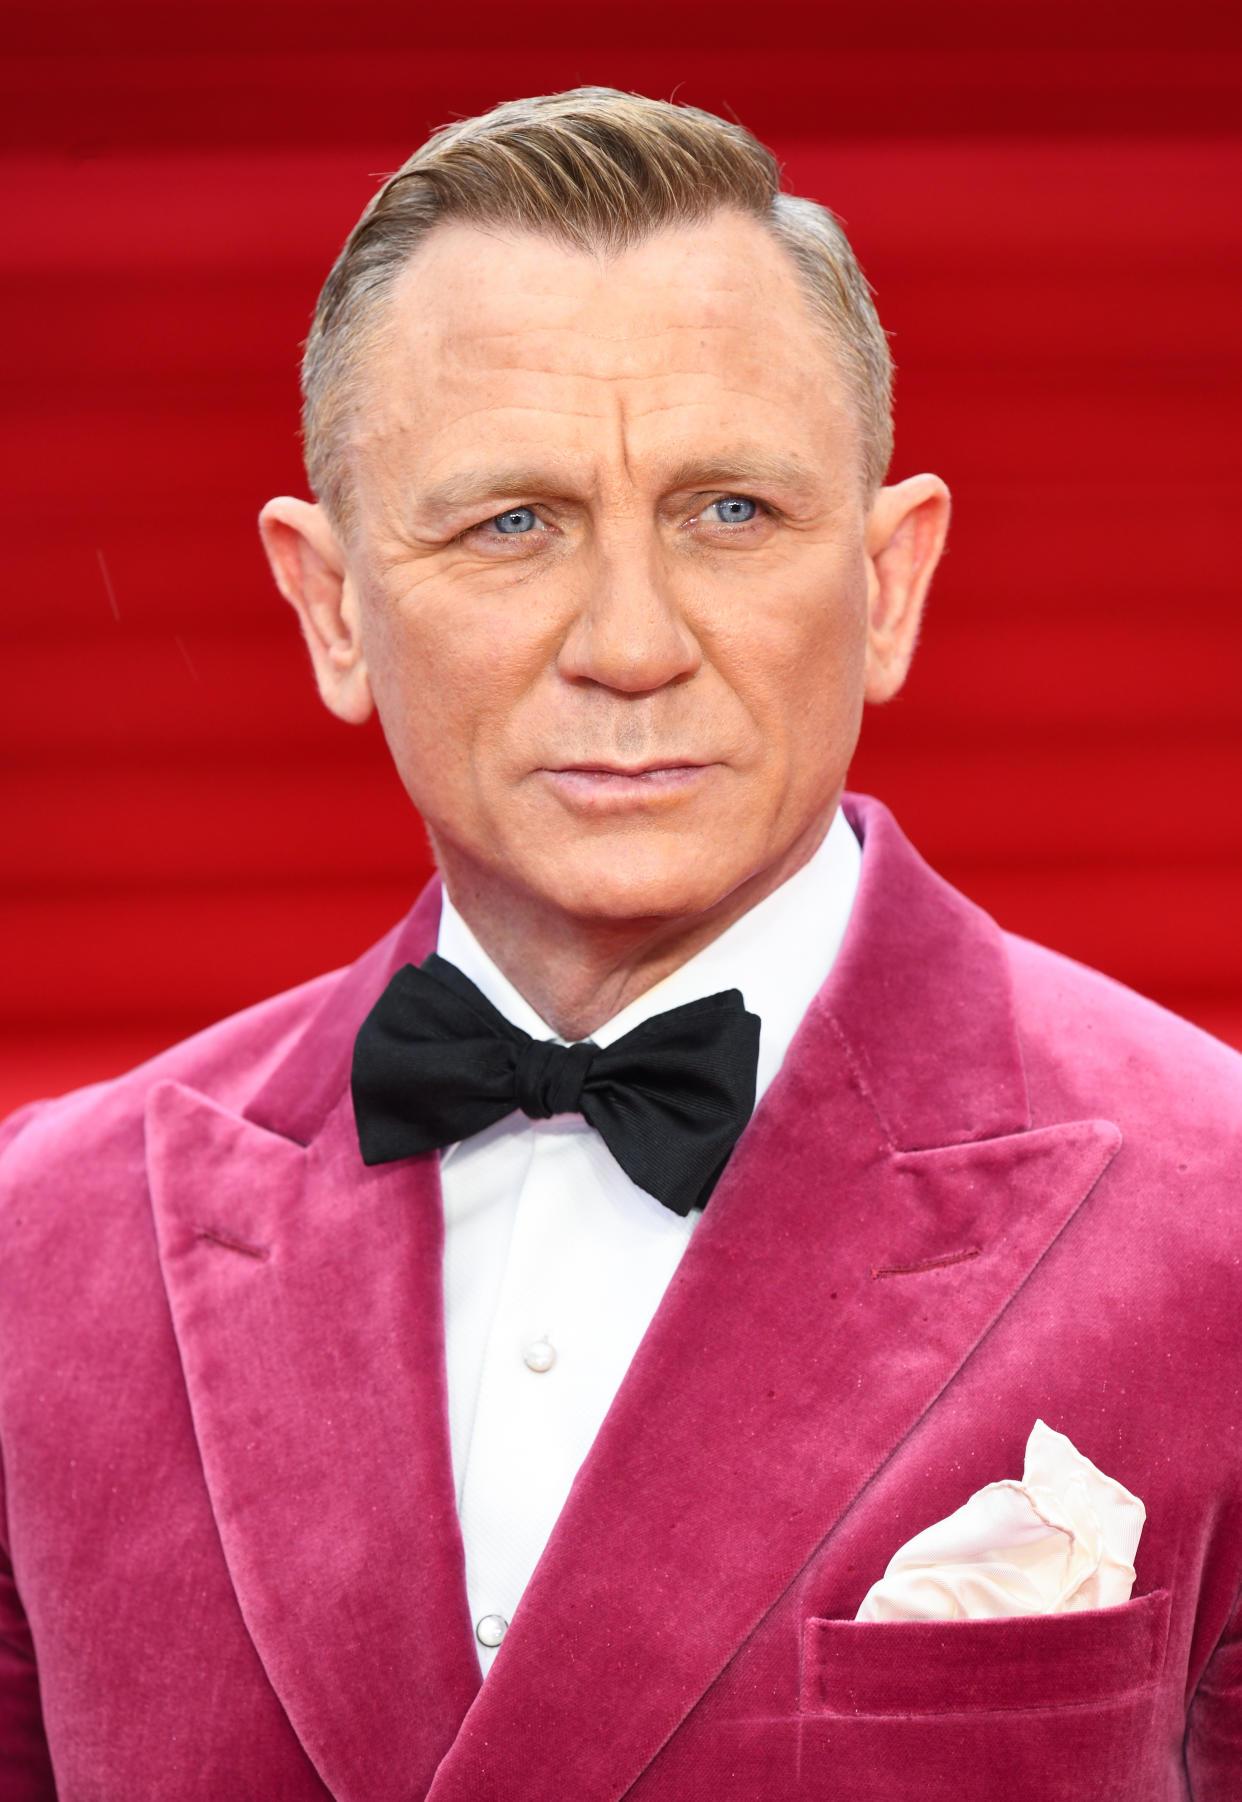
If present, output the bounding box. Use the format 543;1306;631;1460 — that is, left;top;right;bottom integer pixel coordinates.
352;211;859;494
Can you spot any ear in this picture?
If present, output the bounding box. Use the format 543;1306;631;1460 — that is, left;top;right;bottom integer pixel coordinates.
862;474;951;704
258;497;374;724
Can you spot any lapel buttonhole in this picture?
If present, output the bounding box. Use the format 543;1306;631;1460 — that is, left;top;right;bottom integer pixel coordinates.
195;1226;271;1262
871;1246;982;1280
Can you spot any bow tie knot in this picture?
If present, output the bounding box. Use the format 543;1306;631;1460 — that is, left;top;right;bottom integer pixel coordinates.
351;951;760;1215
514;1036;596;1120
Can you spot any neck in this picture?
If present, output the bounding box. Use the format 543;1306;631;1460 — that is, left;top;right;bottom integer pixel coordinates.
433;812;837;1042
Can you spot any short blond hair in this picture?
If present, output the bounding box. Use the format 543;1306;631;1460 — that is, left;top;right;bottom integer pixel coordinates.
302;88;893;528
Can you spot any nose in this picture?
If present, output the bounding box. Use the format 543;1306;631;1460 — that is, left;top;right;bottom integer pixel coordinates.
556;541;702;694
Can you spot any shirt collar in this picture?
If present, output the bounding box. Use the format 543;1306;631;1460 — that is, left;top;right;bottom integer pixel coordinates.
436;806;861;1108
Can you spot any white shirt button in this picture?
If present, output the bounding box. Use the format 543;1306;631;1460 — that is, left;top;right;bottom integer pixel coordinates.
523;1337;557;1373
475;1613;508;1648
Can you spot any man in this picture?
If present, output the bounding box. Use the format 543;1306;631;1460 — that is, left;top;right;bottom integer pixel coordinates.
1;87;1239;1801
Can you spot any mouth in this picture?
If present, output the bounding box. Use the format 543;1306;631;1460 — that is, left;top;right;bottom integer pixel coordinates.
539;761;716;809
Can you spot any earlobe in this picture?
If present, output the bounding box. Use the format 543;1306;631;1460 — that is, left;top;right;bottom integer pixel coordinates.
862;474;951;705
258;497;374;725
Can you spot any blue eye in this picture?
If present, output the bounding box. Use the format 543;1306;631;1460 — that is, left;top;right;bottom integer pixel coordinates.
710;496;758;524
492;507;539;534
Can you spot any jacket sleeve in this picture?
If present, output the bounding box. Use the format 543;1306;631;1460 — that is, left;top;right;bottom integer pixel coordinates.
0;1106;59;1796
1186;1580;1242;1796
0;1477;57;1800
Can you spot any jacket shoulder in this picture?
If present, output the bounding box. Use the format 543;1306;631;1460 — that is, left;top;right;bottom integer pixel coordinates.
0;965;345;1177
1004;929;1242;1137
0;881;439;1217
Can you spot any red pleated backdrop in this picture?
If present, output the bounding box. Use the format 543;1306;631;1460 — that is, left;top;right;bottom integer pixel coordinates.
3;1;1240;1112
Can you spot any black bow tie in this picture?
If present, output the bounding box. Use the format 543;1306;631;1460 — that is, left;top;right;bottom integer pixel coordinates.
351;953;760;1216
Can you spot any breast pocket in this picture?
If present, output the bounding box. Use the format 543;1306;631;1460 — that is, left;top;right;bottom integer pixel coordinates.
795;1590;1173;1801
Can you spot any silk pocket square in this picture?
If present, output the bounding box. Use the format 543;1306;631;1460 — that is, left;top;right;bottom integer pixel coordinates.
855;1420;1145;1622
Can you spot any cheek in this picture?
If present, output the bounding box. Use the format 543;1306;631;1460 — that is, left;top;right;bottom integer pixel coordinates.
710;562;870;744
359;579;548;788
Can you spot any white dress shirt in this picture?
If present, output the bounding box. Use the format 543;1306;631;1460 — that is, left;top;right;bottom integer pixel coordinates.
437;806;862;1670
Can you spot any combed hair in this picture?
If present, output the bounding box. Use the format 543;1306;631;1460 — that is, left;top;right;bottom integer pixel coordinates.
302;88;894;528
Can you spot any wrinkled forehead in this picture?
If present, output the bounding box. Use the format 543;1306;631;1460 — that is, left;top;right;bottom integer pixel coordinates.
386;212;807;350
345;214;864;499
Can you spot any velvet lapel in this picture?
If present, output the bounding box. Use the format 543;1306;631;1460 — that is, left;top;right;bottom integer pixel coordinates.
145;879;482;1802
423;798;1122;1802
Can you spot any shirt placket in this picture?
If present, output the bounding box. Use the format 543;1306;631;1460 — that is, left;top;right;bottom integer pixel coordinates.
456;1118;696;1671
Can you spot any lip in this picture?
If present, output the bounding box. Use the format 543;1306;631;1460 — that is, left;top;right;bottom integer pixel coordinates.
540;762;715;808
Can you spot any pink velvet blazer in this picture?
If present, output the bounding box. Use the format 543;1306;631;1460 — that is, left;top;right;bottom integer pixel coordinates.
1;795;1240;1800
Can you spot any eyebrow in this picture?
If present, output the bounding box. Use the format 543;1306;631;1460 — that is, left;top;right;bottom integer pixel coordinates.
657;451;823;505
414;447;824;524
416;467;577;521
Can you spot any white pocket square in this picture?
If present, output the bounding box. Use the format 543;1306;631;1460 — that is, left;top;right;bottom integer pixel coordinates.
855;1420;1146;1622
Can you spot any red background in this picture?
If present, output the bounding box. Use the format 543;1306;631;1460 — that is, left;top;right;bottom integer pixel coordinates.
3;1;1240;1113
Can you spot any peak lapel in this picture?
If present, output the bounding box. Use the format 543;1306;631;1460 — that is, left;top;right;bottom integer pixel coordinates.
424;798;1123;1802
146;1034;479;1797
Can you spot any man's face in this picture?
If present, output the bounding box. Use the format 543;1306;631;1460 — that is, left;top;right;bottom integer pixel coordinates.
313;212;926;929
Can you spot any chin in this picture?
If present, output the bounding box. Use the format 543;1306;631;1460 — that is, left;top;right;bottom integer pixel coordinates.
526;844;749;928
